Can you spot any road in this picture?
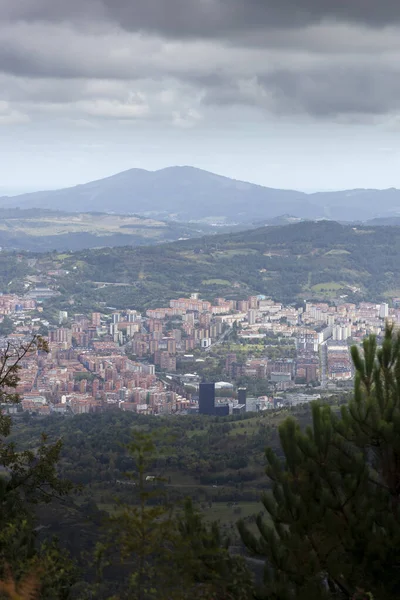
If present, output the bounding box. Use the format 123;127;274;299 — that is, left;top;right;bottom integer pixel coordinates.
204;326;232;352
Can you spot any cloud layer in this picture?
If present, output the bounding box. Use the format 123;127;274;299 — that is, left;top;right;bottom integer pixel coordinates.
3;0;400;35
1;0;400;128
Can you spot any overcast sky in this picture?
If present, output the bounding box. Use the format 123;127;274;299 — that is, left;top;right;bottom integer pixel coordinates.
2;0;400;194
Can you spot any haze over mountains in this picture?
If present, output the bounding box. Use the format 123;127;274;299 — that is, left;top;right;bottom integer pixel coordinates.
2;166;400;224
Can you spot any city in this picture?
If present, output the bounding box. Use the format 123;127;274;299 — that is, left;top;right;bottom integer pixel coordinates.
0;290;395;417
3;0;400;596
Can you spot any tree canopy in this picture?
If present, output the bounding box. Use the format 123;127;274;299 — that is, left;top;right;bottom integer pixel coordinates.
240;324;400;599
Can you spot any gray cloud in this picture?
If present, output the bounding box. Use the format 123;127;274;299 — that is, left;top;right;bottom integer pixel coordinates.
105;0;400;37
202;66;400;118
0;101;29;126
2;0;400;37
260;68;400;117
1;0;400;128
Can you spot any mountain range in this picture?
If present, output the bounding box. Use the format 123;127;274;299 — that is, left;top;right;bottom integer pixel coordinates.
2;166;400;224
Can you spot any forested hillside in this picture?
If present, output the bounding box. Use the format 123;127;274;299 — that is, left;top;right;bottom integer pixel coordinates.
7;403;330;596
3;220;400;316
38;220;400;312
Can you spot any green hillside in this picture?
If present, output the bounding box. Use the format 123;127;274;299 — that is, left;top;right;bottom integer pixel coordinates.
31;220;400;312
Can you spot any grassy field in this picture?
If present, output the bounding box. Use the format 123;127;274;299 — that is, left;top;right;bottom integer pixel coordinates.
56;253;70;260
201;279;231;285
228;410;290;436
215;249;258;257
384;289;400;299
311;281;345;292
0;213;167;237
202;501;262;526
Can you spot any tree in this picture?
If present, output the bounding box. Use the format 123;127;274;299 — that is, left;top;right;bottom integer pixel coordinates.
239;325;400;600
231;321;239;343
0;336;77;597
0;317;14;338
96;432;177;600
98;432;253;600
38;323;49;337
175;498;254;600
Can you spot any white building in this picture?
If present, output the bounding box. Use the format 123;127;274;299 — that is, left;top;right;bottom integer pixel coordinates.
248;309;257;325
379;303;389;319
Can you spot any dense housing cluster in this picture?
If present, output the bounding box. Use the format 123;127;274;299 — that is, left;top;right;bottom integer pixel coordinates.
0;289;395;417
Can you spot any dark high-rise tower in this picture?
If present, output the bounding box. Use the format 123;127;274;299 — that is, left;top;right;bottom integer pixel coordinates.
199;382;215;415
238;387;247;405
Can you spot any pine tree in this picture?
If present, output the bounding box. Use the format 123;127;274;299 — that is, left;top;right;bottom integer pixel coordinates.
175;498;254;600
98;432;254;600
239;325;400;600
96;432;178;600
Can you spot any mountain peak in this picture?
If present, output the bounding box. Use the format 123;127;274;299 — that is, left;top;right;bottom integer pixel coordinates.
1;166;400;223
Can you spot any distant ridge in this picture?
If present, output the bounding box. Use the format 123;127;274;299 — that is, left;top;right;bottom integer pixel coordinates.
2;166;400;223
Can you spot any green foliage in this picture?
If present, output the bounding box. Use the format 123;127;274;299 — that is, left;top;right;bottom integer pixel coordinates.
5;395;344;598
32;539;79;600
97;432;254;600
9;220;400;313
0;318;14;337
239;324;400;599
11;409;281;502
175;498;254;600
0;336;77;598
73;372;98;383
0;253;32;294
54;221;400;308
98;432;176;600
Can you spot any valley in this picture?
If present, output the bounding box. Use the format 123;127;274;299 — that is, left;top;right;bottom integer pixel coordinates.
0;208;223;251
